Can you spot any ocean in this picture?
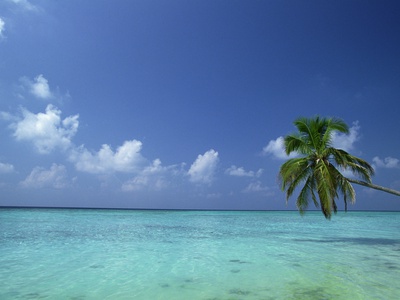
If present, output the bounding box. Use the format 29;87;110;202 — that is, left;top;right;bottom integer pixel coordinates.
1;208;399;299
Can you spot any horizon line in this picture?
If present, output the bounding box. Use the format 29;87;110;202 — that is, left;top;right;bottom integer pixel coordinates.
1;206;399;213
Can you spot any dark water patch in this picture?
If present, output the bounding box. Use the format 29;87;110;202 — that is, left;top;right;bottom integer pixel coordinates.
45;230;76;237
230;269;241;273
160;283;170;288
144;224;193;231
294;237;400;246
229;288;251;296
89;264;105;269
161;240;174;244
184;278;194;283
291;286;335;300
21;292;46;299
292;263;302;267
384;262;399;270
229;259;250;264
341;237;400;246
361;256;373;261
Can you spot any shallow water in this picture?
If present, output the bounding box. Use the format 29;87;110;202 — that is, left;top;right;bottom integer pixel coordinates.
1;209;399;299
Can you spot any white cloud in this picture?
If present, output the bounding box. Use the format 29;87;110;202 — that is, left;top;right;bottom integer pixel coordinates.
225;165;262;177
20;74;53;100
242;181;271;194
332;121;360;152
0;17;5;39
121;174;149;192
121;159;180;191
188;149;219;184
0;162;14;173
337;166;358;179
372;156;400;169
263;136;298;159
10;105;79;154
9;0;39;12
31;74;52;99
0;111;18;122
70;140;145;174
21;164;68;189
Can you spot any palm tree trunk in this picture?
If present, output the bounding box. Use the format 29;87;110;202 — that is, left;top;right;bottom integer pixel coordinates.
347;178;400;197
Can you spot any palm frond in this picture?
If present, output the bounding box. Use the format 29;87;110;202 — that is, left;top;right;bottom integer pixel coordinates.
328;164;356;211
284;134;310;155
314;160;338;219
279;158;310;200
294;117;319;151
322;117;349;149
330;148;374;182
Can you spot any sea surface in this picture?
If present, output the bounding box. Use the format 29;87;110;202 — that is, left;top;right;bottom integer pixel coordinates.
1;209;399;300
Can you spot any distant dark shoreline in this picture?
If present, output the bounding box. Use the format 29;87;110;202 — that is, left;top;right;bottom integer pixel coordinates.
0;206;399;213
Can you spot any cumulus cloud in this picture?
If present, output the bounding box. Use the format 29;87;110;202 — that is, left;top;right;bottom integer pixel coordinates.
332;121;360;152
225;165;263;177
121;159;181;191
264;122;361;159
0;17;5;39
372;156;400;169
10;105;79;154
20;74;53;100
263;136;298;159
0;162;14;173
70;140;145;174
188;149;219;184
21;164;68;189
31;74;52;99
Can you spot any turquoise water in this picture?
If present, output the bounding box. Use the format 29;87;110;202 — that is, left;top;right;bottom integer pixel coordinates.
1;209;399;300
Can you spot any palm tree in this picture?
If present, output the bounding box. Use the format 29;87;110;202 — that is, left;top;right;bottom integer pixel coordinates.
279;116;400;219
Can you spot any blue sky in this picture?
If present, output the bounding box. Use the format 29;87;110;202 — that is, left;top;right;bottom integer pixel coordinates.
0;0;399;211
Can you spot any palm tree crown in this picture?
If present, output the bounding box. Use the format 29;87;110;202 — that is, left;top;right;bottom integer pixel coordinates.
279;116;374;219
